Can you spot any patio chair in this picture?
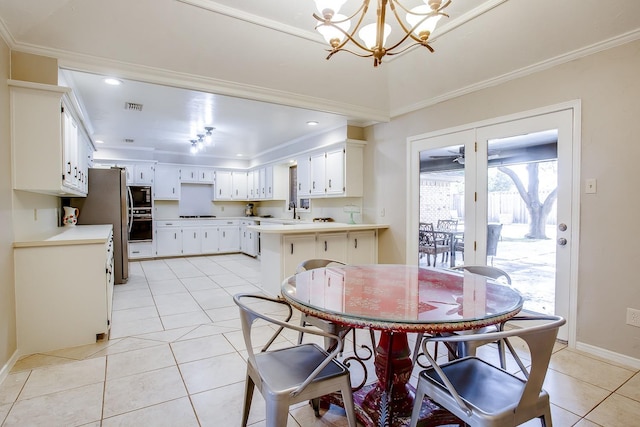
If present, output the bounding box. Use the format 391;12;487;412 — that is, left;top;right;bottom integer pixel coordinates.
413;266;513;369
297;259;376;357
234;293;357;427
419;222;449;266
436;219;459;263
409;315;566;427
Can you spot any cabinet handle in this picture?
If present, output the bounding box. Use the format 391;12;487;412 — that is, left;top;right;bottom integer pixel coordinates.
355;238;358;249
312;181;316;189
223;231;226;238
74;166;78;178
193;232;196;238
67;162;71;174
290;243;294;254
328;179;332;188
174;233;177;239
205;232;207;238
269;186;271;193
298;183;301;191
140;172;143;180
324;241;327;251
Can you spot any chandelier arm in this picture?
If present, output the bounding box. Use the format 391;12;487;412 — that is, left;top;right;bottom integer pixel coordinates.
320;22;375;54
384;41;434;56
326;47;374;60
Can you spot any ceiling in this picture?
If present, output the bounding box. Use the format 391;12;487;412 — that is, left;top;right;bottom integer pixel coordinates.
1;0;639;161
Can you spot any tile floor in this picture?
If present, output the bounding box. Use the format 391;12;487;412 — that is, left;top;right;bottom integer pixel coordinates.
1;254;640;426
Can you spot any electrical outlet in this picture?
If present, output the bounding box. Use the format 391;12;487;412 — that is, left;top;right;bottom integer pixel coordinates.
626;308;640;327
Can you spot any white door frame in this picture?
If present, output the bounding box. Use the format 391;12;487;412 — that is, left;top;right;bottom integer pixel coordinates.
407;100;581;348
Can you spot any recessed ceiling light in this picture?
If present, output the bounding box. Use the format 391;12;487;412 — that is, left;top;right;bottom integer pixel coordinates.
307;121;319;126
104;78;122;86
236;154;243;157
95;140;104;144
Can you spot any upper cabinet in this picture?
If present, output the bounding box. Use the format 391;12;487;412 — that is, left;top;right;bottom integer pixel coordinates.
246;165;288;201
180;166;214;184
304;140;364;199
119;162;154;185
154;164;181;200
10;80;94;197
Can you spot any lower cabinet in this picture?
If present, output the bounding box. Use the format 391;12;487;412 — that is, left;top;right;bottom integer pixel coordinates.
261;229;379;297
218;225;240;253
155;226;183;257
182;227;201;255
13;227;114;355
201;226;219;253
240;220;259;257
155;220;241;257
129;241;153;259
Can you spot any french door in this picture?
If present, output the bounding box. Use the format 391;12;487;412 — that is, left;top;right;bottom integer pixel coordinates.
409;103;580;344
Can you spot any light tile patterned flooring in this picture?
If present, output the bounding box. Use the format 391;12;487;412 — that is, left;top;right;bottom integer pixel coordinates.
1;254;640;426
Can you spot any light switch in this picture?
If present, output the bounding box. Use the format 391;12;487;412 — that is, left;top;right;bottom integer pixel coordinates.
586;179;597;194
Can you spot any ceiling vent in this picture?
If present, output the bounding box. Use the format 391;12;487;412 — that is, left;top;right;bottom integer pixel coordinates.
123;138;135;144
124;102;143;111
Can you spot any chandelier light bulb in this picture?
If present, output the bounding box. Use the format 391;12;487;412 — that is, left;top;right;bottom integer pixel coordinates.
358;22;391;50
314;0;347;18
317;14;351;47
190;142;197;154
204;127;214;144
407;5;442;41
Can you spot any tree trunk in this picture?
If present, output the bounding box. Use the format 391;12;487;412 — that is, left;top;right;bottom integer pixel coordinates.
498;164;557;239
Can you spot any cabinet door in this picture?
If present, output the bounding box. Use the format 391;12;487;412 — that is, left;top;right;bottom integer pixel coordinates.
201;226;220;254
232;171;248;199
347;230;377;264
199;168;215;183
154;164;181;200
325;148;345;195
182;228;201;255
214;171;233;200
258;167;267;199
62;107;80;190
264;166;274;199
282;235;317;279
155;228;182;257
297;156;311;197
316;233;347;262
310;153;326;196
181;166;198;183
135;163;155;185
219;226;240;252
245;228;258;256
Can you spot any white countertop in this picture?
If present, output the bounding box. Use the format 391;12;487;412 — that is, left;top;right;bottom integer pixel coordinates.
248;222;389;234
13;224;113;248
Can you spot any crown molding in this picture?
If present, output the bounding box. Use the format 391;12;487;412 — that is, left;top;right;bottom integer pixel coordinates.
391;28;640;118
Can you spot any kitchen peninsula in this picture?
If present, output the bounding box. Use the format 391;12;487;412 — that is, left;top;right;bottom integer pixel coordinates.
250;222;389;296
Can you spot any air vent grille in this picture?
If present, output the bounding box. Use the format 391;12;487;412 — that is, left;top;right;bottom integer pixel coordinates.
123;138;135;144
124;102;143;111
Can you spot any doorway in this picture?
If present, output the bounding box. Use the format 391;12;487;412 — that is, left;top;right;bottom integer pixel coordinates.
408;103;581;344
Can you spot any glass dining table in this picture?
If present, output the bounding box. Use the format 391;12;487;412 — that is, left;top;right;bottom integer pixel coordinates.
281;264;524;427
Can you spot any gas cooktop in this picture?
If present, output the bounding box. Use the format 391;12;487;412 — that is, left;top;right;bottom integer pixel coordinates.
179;215;216;218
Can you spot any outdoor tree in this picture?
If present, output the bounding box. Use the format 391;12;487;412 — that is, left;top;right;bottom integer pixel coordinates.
497;162;557;239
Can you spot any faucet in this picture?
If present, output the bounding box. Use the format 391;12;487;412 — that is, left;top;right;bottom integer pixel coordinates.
289;201;297;220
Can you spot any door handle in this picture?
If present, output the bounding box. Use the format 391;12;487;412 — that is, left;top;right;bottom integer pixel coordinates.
557;238;567;246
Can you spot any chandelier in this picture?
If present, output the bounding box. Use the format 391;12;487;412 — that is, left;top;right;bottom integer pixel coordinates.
189;126;215;154
313;0;451;67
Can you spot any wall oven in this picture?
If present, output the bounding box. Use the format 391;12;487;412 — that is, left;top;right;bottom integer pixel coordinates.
128;186;153;242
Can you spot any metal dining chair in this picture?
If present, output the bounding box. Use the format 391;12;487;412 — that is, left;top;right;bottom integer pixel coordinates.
233;293;357;427
413;266;513;369
409;315;566;427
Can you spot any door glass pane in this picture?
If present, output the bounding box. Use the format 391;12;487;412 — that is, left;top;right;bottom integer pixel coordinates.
486;131;558;314
418;145;465;268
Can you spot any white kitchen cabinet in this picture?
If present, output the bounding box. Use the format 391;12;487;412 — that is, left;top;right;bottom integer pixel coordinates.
297;155;311;198
240;220;258;257
232;171;248;199
13;225;113;354
182;227;201;255
154;164;181;200
316;232;348;261
347;230;378;264
306;141;364;198
246;170;257;199
201;226;220;253
218;223;240;253
282;235;317;280
9;80;93;197
155;223;183;257
119;162;155;185
214;170;233;200
129;241;153;259
181;166;215;184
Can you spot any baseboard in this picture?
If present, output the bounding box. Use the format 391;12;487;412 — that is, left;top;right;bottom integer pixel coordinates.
0;350;20;385
576;341;640;370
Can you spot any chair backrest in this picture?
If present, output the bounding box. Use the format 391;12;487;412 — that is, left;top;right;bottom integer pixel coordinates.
487;223;503;256
419;222;434;246
437;219;458;231
233;293;345;396
450;265;512;285
422;315;565;416
296;258;346;273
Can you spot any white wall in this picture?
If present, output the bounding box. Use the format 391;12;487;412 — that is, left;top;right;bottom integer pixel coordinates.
364;39;640;359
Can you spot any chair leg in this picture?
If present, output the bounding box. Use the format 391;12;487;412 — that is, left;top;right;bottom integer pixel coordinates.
409;380;426;427
242;375;255;427
341;379;358;427
265;398;290;427
539;406;553;427
310;398;321;417
298;314;307;344
412;333;424;366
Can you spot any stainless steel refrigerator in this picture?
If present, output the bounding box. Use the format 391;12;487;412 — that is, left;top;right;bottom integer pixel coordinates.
69;167;129;284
